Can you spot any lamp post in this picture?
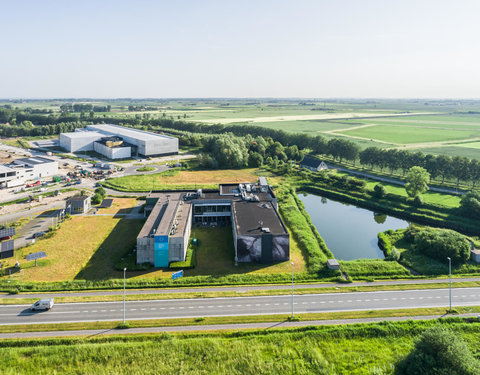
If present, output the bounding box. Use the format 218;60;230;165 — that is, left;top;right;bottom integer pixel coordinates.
447;257;452;312
123;267;127;324
291;261;294;319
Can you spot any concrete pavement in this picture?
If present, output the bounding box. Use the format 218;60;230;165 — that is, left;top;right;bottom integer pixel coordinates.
1;287;479;325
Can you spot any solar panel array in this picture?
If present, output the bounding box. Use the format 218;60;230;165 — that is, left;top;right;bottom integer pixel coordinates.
1;240;14;252
0;227;15;238
26;251;47;261
0;240;14;259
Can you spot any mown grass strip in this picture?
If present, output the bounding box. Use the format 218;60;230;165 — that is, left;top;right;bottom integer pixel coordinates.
2;281;479;305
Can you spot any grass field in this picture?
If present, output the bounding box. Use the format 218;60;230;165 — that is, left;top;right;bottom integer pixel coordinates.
338;125;480;144
1;217;144;282
361;179;462;208
128;226;306;279
103;168;270;192
1;320;479;374
457;141;480;149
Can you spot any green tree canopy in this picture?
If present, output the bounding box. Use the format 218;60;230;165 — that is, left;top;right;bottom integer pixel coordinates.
396;325;480;375
460;190;480;219
405;166;430;198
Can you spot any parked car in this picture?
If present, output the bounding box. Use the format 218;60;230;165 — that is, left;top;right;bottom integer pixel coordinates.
30;298;54;311
74;180;82;185
33;231;46;238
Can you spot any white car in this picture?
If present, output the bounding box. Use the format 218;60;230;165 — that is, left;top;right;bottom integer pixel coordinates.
31;298;54;311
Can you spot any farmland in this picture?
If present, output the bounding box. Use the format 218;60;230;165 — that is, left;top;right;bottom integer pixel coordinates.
4;98;480;158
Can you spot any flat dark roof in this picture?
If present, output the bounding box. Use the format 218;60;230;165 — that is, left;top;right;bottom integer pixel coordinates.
68;195;90;202
233;200;287;236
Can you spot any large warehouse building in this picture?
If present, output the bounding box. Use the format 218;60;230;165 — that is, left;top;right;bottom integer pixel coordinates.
136;178;289;267
59;124;178;159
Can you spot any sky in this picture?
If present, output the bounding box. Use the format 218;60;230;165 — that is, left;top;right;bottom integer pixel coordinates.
1;0;480;98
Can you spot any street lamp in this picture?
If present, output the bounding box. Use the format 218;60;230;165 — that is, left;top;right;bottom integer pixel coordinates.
291;261;294;319
123;267;127;324
447;257;452;312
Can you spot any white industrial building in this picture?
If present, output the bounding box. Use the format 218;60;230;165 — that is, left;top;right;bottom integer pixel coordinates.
59;124;178;159
0;157;58;189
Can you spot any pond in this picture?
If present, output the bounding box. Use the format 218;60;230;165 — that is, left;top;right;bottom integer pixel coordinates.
297;193;409;260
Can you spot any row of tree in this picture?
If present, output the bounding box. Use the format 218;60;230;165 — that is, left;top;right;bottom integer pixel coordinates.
360;147;480;188
59;104;111;112
0;121;86;138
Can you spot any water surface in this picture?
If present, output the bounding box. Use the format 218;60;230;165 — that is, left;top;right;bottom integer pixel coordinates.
298;193;409;260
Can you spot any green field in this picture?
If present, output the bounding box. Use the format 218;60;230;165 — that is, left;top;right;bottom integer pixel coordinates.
457;141;480;149
339;125;480;144
1;320;479;374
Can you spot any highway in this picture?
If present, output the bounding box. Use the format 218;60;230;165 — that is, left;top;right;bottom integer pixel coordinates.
1;287;479;325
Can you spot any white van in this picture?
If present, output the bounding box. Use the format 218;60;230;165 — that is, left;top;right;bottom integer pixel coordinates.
31;298;54;311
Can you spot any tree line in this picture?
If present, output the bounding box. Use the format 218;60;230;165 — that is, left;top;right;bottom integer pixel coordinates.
60;104;111;112
360;147;480;188
2;111;480;188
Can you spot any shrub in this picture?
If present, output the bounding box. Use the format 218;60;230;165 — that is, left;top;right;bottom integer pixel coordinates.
460;191;480;219
91;193;103;205
373;184;387;198
395;325;480;375
413;195;424;207
414;228;471;264
117;322;131;329
386;246;400;262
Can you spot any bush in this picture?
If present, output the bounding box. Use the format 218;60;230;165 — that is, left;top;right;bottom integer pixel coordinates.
413;195;424;207
373;184;387;198
414;228;471;264
460;191;480;219
169;242;196;269
396;325;480;375
386;246;400;261
91;193;103;205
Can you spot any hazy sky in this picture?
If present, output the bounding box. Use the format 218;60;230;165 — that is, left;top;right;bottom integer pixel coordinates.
1;0;480;98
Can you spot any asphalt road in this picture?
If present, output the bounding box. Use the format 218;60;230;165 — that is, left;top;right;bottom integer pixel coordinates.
1;287;479;325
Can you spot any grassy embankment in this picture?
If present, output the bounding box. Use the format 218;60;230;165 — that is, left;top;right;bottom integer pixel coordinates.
1;320;480;374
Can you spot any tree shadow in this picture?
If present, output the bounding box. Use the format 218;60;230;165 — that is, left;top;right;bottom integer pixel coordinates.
74;218;143;280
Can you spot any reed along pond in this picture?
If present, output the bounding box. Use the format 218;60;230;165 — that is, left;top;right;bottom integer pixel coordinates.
297;193;409;260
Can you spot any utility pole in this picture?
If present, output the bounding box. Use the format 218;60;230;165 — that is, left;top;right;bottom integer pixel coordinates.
123;267;127;324
447;257;452;312
291;261;294;319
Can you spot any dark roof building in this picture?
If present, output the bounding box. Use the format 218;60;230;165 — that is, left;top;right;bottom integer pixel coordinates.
66;195;92;214
300;156;328;172
137;177;289;267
